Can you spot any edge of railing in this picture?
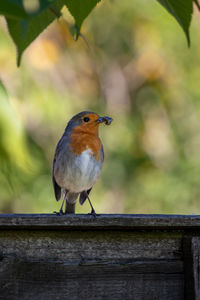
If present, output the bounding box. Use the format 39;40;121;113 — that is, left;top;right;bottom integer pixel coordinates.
0;214;200;230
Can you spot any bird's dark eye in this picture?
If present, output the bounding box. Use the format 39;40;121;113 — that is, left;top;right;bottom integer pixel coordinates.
83;117;90;122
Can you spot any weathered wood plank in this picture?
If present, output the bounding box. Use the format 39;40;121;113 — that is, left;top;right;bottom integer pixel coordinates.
1;214;200;299
0;230;182;261
0;214;200;230
183;236;200;300
0;257;184;300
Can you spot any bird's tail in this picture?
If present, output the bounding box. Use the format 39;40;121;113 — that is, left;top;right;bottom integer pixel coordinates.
65;202;76;214
65;192;78;214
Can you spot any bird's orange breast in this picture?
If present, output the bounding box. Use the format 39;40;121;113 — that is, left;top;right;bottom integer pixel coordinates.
70;126;102;160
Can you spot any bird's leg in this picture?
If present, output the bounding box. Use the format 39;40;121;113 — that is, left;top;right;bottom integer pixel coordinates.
59;198;65;214
87;194;99;217
53;198;65;215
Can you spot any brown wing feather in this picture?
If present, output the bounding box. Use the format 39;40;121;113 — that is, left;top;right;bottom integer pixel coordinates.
52;136;64;201
52;175;61;201
79;188;92;205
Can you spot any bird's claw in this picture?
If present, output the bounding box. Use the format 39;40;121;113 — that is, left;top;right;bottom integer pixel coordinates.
53;210;65;216
88;209;100;218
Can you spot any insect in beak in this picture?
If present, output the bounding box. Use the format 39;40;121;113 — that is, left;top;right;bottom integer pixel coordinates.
96;116;113;125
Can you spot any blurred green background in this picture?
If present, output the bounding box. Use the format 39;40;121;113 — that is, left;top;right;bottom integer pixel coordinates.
0;0;200;214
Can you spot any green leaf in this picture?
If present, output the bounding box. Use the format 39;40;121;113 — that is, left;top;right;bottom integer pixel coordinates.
65;0;101;35
6;1;64;66
0;80;8;97
0;0;57;19
23;0;56;16
0;79;35;171
0;0;28;19
193;0;200;10
157;0;193;46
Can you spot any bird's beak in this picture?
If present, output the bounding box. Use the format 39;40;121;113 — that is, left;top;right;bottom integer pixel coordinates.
96;116;113;125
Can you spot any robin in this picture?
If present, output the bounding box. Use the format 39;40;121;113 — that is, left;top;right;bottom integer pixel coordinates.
52;111;112;215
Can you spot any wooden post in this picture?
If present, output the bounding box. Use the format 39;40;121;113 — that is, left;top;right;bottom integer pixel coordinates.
183;236;200;300
0;214;200;299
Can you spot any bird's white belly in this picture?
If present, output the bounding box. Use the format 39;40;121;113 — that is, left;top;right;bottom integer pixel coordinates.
62;149;102;192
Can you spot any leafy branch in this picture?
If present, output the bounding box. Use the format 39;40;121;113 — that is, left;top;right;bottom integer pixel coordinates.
0;0;199;66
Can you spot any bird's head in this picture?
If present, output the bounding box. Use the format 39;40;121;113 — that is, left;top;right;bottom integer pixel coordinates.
66;111;112;135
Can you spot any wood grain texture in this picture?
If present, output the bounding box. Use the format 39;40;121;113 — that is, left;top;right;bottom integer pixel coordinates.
0;214;200;230
1;214;200;299
0;257;183;300
0;230;182;261
183;236;200;300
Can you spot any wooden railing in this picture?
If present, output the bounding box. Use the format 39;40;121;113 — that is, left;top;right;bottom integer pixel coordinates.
0;214;200;300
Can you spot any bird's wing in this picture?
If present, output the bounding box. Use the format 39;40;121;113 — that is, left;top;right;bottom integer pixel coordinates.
52;136;66;201
100;144;104;161
79;188;92;205
52;175;61;201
